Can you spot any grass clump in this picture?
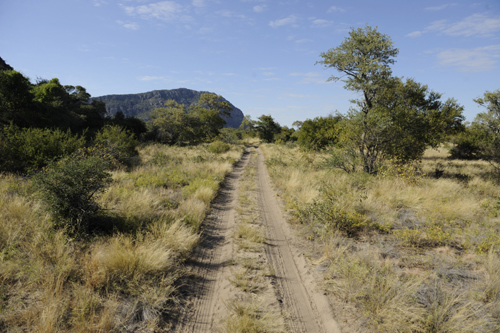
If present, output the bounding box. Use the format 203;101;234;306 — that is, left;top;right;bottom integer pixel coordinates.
220;300;283;333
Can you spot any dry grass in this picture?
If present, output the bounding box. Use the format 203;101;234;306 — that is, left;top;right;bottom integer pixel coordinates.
261;143;500;332
0;142;243;331
219;299;284;333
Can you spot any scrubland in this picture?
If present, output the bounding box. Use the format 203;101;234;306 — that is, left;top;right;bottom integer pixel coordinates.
261;143;500;333
0;143;242;332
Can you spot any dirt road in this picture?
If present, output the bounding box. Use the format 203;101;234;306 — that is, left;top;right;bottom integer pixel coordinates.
173;147;340;332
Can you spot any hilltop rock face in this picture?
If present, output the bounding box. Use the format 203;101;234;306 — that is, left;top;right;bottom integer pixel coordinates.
93;88;244;129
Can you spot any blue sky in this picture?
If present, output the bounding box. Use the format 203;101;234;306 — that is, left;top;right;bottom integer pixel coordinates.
1;0;499;127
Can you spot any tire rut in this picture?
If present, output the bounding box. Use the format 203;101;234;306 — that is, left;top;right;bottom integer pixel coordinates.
256;148;341;333
173;147;340;332
172;148;251;332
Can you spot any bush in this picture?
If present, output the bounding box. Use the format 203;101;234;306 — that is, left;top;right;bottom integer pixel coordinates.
0;123;85;173
208;140;231;154
94;125;139;165
298;185;369;237
449;127;485;160
218;128;242;144
32;153;113;234
323;146;362;173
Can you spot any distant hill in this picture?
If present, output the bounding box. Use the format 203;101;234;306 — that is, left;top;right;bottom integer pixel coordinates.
93;88;244;129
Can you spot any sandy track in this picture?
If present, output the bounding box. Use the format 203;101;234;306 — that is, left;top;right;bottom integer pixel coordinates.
172;148;251;332
173;147;340;332
256;148;341;333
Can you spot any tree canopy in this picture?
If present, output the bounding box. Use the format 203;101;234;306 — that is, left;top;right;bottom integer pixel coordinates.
317;25;464;173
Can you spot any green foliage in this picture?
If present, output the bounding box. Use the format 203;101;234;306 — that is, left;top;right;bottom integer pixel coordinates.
393;220;453;248
149;100;197;145
109;111;147;138
32;80;105;133
378;158;423;185
255;114;281;143
0;70;38;127
32;152;113;234
323;146;362;173
208;140;231;154
0;123;85;173
148;93;230;145
296;115;340;150
94;125;139;165
469;90;500;169
449;125;486;160
317;25;398;105
218;127;242;144
298;185;369;236
274;126;295;144
318;26;464;172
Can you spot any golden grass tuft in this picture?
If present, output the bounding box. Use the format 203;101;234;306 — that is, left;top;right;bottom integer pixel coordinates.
220;299;284;333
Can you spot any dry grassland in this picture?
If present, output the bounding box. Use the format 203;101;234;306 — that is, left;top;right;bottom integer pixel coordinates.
261;143;500;333
0;143;243;332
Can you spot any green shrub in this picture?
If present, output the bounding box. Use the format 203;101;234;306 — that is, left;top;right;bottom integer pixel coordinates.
94;125;138;165
208;140;231;154
298;185;369;237
32;153;113;234
449;127;485;160
218;128;242;144
0;123;85;173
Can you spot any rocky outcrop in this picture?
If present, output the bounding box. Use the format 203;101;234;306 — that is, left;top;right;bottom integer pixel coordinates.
93;88;244;128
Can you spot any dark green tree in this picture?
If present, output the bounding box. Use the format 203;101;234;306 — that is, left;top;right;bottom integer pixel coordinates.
469;89;500;169
191;93;232;141
148;100;199;145
296;115;341;150
255;115;281;143
0;70;39;127
318;25;464;172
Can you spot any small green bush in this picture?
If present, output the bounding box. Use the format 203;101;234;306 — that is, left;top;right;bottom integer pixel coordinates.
208;140;231;154
298;185;369;237
0;123;85;173
449;127;485;160
32;153;113;234
218;128;242;144
94;125;139;165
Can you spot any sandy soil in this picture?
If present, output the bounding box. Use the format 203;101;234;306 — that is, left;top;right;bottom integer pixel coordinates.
173;147;341;332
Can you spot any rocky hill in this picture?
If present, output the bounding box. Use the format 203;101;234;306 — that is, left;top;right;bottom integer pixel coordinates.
93;88;244;129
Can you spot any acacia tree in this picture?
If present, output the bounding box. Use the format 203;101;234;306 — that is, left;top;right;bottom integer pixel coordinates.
318;25;463;173
317;25;398;173
472;90;500;169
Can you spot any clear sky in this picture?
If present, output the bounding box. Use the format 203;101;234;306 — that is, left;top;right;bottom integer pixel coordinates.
1;0;499;127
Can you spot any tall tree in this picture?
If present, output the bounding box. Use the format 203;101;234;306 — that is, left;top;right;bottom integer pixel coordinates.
471;89;500;169
191;93;232;141
255;115;281;143
318;25;463;172
317;25;398;172
0;70;33;127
